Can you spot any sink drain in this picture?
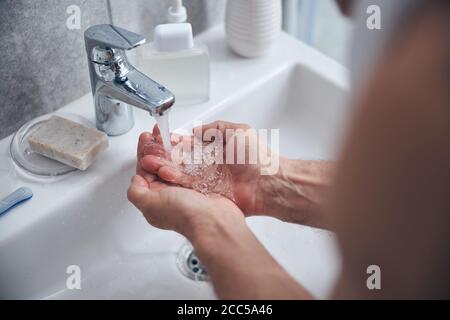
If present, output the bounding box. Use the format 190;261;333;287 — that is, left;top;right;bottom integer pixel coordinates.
177;242;209;281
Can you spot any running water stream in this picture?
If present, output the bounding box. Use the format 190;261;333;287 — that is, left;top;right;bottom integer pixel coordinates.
154;112;172;152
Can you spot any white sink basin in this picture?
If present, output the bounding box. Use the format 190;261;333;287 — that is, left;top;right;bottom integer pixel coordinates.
0;25;349;299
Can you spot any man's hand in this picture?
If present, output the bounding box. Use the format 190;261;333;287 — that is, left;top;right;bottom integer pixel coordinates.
139;121;334;229
139;122;267;215
128;131;245;238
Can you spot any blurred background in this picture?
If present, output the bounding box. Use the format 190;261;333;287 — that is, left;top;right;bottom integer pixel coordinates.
283;0;353;66
0;0;226;139
0;0;352;139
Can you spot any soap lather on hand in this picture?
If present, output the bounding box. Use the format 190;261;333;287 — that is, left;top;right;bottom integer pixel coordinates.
28;116;109;171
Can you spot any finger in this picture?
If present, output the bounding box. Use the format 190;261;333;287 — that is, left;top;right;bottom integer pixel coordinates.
148;179;170;190
143;143;167;158
156;133;182;148
130;174;149;188
137;132;153;158
152;124;167;146
136;162;158;186
128;175;159;213
141;172;158;186
155;125;183;146
193;121;251;138
141;155;171;173
152;124;160;137
171;134;195;151
170;133;183;145
158;166;193;188
174;134;195;147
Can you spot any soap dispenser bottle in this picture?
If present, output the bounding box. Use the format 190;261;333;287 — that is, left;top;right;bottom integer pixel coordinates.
138;23;210;106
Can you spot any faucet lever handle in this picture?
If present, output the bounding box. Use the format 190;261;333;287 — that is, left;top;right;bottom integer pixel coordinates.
84;24;146;53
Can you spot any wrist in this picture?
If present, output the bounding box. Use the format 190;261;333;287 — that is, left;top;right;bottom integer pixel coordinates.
257;158;333;227
257;156;292;216
183;203;247;250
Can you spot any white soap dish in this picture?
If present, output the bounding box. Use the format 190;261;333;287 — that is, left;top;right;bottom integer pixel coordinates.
10;113;94;177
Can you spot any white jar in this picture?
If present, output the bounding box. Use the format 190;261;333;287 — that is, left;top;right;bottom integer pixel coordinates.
225;0;282;58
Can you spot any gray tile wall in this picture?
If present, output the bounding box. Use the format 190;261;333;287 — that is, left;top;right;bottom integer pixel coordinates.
0;0;225;139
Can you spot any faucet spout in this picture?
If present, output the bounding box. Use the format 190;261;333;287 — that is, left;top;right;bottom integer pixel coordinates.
85;24;175;136
98;68;175;116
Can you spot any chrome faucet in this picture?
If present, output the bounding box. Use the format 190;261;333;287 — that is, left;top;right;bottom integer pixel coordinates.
84;24;175;136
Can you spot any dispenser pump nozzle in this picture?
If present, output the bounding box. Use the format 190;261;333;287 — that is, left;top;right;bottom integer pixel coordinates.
168;0;187;23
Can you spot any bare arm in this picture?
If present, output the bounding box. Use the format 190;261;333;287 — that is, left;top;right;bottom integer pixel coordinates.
332;4;450;299
259;158;335;229
186;210;314;299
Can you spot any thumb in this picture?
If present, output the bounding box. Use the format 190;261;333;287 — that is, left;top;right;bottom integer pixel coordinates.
127;175;155;213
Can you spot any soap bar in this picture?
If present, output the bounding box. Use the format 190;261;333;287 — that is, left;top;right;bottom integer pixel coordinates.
28;116;109;171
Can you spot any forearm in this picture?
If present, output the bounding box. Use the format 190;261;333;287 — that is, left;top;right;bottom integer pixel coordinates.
259;158;335;229
187;213;313;300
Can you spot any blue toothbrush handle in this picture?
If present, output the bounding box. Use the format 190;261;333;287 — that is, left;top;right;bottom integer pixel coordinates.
0;187;33;216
